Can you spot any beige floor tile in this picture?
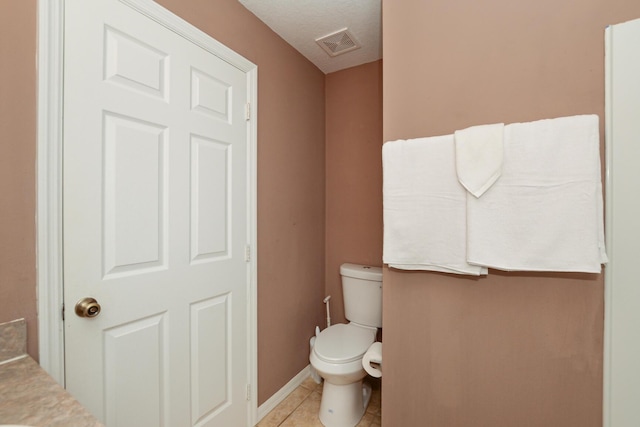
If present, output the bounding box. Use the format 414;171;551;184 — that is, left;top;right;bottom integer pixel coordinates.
258;378;382;427
300;376;322;391
366;398;380;415
355;411;375;427
257;386;314;427
279;390;324;427
366;379;382;417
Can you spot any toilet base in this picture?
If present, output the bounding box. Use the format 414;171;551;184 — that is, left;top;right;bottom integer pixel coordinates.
319;380;372;427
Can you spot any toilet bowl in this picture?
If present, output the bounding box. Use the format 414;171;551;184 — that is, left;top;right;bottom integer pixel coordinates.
310;263;382;427
310;323;376;427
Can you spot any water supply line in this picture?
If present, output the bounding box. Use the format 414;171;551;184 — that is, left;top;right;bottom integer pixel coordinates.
323;295;331;328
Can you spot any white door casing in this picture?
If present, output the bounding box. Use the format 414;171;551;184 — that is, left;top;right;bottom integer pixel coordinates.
37;0;258;425
604;17;640;427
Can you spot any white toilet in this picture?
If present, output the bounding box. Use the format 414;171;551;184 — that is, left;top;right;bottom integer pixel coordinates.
310;263;382;427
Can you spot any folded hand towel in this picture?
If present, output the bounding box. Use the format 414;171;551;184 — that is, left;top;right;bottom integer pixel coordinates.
383;136;487;276
466;115;608;273
455;123;504;198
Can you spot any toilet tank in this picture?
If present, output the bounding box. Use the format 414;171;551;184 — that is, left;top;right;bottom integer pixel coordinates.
340;263;382;328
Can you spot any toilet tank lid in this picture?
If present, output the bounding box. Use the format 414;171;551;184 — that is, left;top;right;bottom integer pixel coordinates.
340;263;382;281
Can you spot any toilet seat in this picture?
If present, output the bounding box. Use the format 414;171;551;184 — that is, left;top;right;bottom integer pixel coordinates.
314;323;375;364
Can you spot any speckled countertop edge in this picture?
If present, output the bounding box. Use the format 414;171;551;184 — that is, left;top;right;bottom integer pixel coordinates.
0;318;27;363
0;356;104;427
0;319;104;427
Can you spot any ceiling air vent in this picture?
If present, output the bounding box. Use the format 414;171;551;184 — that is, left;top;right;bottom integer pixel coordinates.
315;28;361;57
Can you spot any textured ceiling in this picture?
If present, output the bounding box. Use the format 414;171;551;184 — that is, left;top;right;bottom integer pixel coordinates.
238;0;382;74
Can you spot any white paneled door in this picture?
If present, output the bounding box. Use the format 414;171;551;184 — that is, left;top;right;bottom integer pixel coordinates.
63;0;253;425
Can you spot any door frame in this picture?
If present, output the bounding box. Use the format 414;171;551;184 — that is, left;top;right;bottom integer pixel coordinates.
603;22;614;427
603;18;640;427
36;0;259;424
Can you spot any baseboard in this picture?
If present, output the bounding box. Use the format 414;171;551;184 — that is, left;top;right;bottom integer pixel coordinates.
256;365;311;423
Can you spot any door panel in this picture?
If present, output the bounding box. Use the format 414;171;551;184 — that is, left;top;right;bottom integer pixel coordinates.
63;1;251;425
190;295;231;423
103;113;167;276
104;314;168;426
190;135;231;262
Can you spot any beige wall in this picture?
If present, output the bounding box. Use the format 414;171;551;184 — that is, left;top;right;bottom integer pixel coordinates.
0;0;37;359
11;0;638;421
382;1;640;426
325;61;383;324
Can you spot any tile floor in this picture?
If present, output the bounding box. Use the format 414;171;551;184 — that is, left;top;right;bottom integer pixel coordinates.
257;376;381;427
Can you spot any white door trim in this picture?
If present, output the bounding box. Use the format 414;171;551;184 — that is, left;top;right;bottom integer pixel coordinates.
37;0;66;385
603;24;613;427
36;0;259;424
604;18;640;427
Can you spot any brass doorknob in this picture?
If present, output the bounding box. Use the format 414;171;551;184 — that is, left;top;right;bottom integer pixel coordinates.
75;297;101;318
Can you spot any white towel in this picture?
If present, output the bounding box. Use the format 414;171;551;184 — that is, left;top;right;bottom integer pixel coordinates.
466;115;608;273
455;123;504;197
383;136;487;276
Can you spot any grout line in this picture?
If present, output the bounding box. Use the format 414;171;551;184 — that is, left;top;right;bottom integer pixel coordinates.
276;384;315;426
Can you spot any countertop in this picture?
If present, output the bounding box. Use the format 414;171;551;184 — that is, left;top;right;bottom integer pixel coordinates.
0;319;103;427
0;356;103;427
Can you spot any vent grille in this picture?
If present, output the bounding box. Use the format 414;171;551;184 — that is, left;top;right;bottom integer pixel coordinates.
316;28;361;57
